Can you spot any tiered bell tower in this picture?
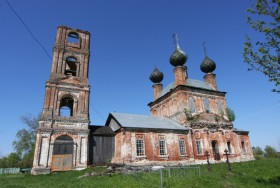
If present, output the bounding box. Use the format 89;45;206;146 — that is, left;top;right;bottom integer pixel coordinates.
32;26;91;174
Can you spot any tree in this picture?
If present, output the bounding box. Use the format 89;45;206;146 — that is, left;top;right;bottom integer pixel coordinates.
12;114;39;167
264;145;278;157
226;107;236;122
253;146;264;155
243;0;280;93
0;153;21;168
253;146;264;159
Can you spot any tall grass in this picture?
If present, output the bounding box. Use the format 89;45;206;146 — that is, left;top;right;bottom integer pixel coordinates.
1;158;279;188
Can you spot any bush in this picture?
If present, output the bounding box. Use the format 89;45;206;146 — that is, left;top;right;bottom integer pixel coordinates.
264;145;278;158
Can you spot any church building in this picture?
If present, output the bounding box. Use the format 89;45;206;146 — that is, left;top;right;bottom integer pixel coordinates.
32;26;254;174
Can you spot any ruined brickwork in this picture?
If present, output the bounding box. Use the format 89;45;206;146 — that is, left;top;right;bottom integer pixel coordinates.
146;41;254;164
109;38;254;165
32;27;253;171
32;26;91;174
111;130;194;165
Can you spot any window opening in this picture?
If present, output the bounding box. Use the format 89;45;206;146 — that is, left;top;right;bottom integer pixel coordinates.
179;139;186;156
159;136;167;156
196;140;203;155
65;57;77;76
211;140;220;160
227;141;232;153
241;141;246;153
188;97;196;113
136;135;145;156
68;32;79;44
59;97;74;117
53;135;74;155
204;98;210;113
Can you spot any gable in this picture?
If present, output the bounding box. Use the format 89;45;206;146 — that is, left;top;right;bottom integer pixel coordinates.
108;118;121;131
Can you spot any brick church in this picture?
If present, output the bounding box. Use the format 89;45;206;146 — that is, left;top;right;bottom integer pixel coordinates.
32;26;254;174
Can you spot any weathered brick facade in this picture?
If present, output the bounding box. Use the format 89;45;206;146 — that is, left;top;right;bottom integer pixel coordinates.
32;27;254;173
32;26;90;174
108;38;254;165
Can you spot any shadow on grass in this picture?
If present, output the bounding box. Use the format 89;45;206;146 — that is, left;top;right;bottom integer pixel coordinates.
256;175;280;185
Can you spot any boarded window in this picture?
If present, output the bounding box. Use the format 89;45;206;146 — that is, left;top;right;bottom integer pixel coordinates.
196;140;203;155
179;139;186;156
136;134;145;156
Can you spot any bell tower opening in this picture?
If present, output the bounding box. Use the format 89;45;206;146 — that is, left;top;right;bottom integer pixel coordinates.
32;26;91;174
59;97;74;117
65;57;78;76
68;32;79;44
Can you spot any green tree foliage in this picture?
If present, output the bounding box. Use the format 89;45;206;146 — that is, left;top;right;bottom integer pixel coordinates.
243;0;280;93
253;146;264;159
254;146;265;155
0;152;21;168
226;107;236;122
12;114;39;167
264;145;278;157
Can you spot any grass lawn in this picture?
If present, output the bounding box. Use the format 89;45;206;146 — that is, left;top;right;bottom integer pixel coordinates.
1;158;279;188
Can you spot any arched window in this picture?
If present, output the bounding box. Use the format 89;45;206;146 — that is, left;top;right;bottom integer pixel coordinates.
59;97;74;117
204;98;210;113
188;97;196;113
65;57;77;76
68;32;79;44
53;135;74;155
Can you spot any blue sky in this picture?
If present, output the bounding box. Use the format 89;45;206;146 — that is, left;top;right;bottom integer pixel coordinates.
0;0;279;157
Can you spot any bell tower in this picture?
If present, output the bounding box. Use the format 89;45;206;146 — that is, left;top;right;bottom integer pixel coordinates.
32;26;91;174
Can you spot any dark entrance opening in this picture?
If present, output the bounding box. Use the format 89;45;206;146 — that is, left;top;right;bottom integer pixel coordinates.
51;135;74;171
212;140;220;160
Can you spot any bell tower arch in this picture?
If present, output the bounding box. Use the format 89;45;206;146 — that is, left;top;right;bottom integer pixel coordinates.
32;26;91;174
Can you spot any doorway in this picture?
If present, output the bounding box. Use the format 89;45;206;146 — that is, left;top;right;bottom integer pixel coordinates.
211;140;220;160
51;135;74;171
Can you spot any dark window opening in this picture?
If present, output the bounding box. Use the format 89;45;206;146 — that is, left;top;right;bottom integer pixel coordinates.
59;97;74;117
241;141;246;153
65;57;77;76
227;141;232;153
68;32;79;44
212;140;220;160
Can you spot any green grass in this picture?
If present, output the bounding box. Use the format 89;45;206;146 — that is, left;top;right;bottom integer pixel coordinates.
1;158;279;188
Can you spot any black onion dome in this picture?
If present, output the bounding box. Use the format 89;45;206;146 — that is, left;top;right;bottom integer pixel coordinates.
149;68;164;83
169;47;188;67
200;56;216;73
